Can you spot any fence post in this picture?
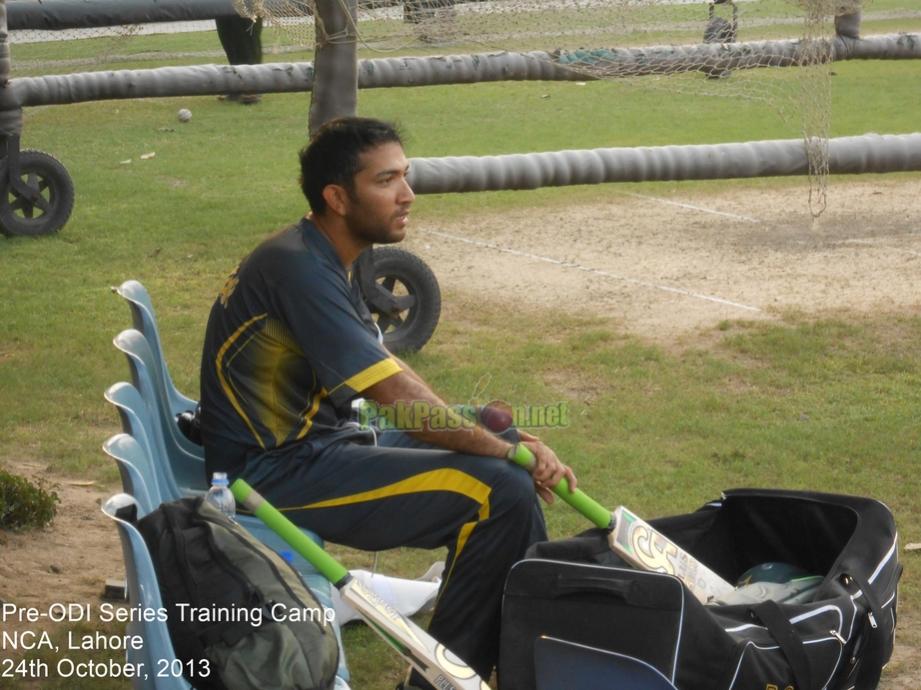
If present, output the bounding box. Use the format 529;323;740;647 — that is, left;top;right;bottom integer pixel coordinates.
0;0;22;138
308;0;358;136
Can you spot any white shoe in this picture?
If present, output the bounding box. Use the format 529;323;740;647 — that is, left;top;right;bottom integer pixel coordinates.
416;560;445;583
332;569;440;625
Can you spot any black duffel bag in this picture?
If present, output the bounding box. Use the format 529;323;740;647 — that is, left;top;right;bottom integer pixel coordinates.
500;488;901;690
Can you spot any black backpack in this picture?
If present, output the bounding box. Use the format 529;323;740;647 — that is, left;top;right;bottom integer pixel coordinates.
501;488;901;690
136;497;339;690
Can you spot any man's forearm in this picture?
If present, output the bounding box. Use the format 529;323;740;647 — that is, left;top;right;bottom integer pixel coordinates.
364;370;513;459
390;355;427;387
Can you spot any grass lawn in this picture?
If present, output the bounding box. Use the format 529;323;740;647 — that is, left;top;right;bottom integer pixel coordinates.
0;41;919;688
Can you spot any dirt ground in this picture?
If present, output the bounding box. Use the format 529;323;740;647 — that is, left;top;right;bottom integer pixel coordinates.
1;177;919;687
403;178;921;341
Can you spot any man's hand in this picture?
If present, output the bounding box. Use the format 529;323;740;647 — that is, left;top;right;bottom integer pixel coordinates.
518;430;577;504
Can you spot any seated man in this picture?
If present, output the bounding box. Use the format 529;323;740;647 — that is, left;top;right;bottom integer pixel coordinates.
199;116;576;689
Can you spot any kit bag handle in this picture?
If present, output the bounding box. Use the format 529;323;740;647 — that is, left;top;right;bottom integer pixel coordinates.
549;573;682;610
749;600;814;690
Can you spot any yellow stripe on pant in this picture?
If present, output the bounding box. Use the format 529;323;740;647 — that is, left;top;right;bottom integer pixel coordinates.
282;467;492;588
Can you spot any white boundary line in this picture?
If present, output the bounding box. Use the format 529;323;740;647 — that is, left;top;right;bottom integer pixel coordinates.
427;230;762;313
622;192;762;224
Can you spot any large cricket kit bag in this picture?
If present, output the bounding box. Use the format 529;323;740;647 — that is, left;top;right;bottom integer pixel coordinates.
500;489;901;690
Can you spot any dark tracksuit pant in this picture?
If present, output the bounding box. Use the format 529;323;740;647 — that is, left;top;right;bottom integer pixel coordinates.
215;15;263;65
238;427;548;685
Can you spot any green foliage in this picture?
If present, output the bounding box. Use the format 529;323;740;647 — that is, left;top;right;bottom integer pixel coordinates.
0;468;59;530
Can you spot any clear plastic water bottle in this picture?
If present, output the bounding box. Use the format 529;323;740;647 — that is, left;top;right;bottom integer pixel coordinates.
206;472;236;521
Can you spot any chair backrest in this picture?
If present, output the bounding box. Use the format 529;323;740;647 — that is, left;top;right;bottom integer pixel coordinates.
112;330;207;492
101;493;193;690
113;327;202;458
114;280;197;414
105;381;193;500
103;432;162;515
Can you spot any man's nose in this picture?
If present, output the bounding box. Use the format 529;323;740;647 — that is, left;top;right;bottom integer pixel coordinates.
399;176;415;204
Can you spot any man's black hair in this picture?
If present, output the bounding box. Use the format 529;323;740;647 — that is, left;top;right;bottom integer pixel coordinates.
299;117;404;215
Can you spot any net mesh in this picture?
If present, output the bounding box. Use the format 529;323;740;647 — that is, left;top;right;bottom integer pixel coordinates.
7;0;920;214
281;0;857;215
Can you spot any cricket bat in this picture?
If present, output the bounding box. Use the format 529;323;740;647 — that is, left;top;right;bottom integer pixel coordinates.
607;505;733;603
230;479;490;690
507;444;733;604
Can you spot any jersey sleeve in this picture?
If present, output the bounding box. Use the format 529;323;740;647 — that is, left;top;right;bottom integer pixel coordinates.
271;254;402;408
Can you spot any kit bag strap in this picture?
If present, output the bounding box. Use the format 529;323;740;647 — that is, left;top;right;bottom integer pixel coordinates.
848;569;894;689
750;600;814;690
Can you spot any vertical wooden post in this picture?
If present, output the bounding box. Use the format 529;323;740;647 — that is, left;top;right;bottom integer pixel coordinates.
0;0;22;138
308;0;358;137
0;0;10;86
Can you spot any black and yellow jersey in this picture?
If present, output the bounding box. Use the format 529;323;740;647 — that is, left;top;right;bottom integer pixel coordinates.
199;218;402;477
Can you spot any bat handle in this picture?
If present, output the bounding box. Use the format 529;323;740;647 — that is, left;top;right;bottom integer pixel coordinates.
507;443;614;531
231;478;350;586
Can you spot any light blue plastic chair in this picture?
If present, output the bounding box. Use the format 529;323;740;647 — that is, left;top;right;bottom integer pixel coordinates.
102;493;193;690
113;330;206;488
105;378;205;498
103;433;158;516
113;280;197;418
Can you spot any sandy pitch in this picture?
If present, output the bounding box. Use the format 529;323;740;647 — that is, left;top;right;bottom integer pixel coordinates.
404;178;921;339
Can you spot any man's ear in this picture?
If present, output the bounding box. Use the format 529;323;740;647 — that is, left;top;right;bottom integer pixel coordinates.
322;184;350;217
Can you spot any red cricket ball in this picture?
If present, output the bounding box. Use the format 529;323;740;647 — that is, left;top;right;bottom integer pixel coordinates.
480;401;513;433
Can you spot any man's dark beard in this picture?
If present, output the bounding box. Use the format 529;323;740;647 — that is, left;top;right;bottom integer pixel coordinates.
346;202;403;245
350;217;402;245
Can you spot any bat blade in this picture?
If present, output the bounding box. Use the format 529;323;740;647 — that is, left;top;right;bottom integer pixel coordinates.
229;479;489;690
343;578;489;690
608;506;733;604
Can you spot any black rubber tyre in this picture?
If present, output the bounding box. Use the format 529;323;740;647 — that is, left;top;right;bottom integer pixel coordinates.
365;247;441;354
0;150;75;237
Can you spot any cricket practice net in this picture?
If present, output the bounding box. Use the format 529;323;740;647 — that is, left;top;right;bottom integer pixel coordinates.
7;0;921;212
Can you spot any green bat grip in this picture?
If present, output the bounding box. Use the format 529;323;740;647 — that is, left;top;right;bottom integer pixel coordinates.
509;443;614;530
230;479;350;586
